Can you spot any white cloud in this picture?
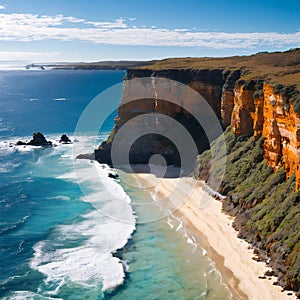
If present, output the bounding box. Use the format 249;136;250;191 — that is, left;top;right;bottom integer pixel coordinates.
84;18;127;29
0;5;5;10
0;51;60;61
0;13;299;50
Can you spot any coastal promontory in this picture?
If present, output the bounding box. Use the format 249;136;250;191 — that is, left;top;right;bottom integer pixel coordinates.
94;48;300;296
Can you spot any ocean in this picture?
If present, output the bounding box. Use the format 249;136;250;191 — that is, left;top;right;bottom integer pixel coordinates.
0;70;231;299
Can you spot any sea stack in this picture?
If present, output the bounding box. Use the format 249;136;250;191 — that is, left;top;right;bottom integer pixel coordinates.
59;134;72;144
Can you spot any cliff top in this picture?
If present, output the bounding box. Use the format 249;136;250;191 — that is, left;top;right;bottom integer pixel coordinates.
136;48;300;89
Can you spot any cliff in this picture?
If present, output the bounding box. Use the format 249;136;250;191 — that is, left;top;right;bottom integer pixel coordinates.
94;48;300;295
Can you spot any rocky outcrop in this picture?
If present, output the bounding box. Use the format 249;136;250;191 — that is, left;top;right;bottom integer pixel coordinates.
95;68;240;168
263;83;300;189
59;134;72;144
16;132;52;147
97;66;300;192
95;69;230;168
231;82;256;136
221;70;241;127
125;68;226;119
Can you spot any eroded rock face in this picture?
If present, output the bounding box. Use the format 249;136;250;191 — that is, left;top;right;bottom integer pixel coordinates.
97;68;300;190
125;68;226;118
96;69;227;168
262;83;300;189
231;83;255;136
228;81;300;189
221;70;241;128
253;95;264;139
230;82;265;138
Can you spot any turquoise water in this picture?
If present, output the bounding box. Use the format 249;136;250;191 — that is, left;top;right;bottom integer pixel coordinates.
0;70;231;299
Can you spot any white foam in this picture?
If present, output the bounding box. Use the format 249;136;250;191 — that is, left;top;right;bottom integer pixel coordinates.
56;171;77;181
0;161;20;173
166;216;175;229
175;220;183;232
53;97;67;101
29;143;136;293
0;134;136;293
31;209;135;292
47;195;71;201
183;232;198;253
0;135;68;156
60;154;73;159
74;158;133;206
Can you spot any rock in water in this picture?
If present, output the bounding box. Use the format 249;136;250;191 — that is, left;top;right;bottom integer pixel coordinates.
59;134;72;144
17;132;52;147
16;140;27;146
108;172;119;179
28;132;52;146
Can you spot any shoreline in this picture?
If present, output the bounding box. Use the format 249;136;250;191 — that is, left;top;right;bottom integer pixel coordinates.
132;173;296;300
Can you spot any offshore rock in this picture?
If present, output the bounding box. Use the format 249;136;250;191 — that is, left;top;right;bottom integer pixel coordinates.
16;132;52;147
59;134;72;144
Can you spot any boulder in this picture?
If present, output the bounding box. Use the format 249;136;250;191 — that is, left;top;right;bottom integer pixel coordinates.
28;132;52;146
59;134;72;144
108;172;119;179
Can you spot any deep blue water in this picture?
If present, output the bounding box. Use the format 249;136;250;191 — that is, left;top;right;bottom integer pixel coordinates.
0;70;121;137
0;70;231;299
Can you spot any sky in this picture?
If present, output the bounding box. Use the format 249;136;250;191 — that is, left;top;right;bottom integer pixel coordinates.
0;0;299;63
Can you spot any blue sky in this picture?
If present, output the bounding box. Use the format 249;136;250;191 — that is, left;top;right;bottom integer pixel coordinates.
0;0;299;63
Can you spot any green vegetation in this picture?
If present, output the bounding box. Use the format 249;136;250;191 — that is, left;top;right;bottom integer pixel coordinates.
106;127;115;144
196;128;300;292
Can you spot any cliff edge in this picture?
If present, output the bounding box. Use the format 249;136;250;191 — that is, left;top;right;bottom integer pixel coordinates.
94;48;300;296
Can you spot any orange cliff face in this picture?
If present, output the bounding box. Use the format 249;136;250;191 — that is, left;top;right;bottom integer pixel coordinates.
263;83;300;190
231;84;255;136
230;81;300;190
230;82;264;138
99;68;300;190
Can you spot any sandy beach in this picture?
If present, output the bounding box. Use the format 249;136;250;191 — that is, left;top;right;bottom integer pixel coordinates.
132;173;297;300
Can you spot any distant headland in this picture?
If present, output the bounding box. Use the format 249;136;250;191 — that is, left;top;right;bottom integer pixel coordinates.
25;60;157;71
